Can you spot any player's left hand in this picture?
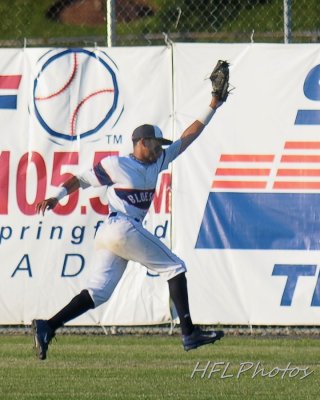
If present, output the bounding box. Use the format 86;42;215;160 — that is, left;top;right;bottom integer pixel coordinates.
210;60;230;102
36;198;58;215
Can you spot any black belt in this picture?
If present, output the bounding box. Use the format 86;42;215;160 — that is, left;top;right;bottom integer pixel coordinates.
109;212;140;223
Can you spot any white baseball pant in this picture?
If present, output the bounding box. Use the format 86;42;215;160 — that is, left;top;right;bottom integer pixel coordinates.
87;212;186;307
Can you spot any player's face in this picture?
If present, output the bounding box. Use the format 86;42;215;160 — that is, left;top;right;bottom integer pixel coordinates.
142;138;163;162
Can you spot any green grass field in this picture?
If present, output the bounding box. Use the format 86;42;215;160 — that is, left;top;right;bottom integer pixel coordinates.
0;333;318;399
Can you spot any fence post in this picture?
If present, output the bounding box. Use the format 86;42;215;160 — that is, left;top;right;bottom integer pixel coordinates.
283;0;292;43
106;0;116;47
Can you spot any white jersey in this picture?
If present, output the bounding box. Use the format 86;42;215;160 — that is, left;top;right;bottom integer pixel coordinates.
78;139;182;221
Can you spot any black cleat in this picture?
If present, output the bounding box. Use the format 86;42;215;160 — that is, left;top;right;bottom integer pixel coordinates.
32;319;55;360
182;327;224;351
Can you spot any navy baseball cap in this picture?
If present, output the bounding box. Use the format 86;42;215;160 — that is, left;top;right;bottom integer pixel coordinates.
132;124;172;145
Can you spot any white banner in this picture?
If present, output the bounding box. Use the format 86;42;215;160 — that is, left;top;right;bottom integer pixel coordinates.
173;43;320;325
1;44;320;326
0;47;173;325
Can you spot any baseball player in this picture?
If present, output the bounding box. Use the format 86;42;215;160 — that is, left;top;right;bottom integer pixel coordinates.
32;61;230;360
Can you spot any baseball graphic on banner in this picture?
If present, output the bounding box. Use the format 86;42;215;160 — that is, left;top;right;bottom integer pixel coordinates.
33;48;123;142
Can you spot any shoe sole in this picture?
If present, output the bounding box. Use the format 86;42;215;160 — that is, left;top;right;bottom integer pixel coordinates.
184;331;224;351
31;319;47;360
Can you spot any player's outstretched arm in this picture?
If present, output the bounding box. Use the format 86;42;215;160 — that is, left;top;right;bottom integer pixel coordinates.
178;60;230;154
178;96;220;154
36;175;80;215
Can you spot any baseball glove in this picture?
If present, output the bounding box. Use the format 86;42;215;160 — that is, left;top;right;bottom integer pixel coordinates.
210;60;230;102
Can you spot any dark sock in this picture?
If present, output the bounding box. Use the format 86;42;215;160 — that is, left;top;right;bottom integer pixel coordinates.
168;273;194;336
47;289;95;331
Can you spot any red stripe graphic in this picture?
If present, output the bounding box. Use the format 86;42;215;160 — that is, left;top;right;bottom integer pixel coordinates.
213;154;273;189
216;168;270;176
212;181;267;189
285;141;320;149
220;154;274;162
0;75;22;89
273;182;320;189
214;149;320;191
277;168;320;176
281;155;320;162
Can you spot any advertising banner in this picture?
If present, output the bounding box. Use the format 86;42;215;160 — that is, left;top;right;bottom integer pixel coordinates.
173;43;320;325
0;46;173;325
1;43;320;326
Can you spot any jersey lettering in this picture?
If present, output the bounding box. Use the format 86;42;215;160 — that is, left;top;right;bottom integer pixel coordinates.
115;188;155;209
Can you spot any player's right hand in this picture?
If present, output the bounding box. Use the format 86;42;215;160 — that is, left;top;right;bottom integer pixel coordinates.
36;198;59;216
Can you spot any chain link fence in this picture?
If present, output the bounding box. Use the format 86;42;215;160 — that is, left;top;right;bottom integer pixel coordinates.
0;0;319;47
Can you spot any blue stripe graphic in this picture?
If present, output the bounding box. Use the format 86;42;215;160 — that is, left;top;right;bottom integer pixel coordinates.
0;95;17;109
196;192;320;250
295;110;320;125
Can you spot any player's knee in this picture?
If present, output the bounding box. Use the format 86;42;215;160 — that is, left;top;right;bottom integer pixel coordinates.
87;288;112;307
161;263;186;281
176;262;187;274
